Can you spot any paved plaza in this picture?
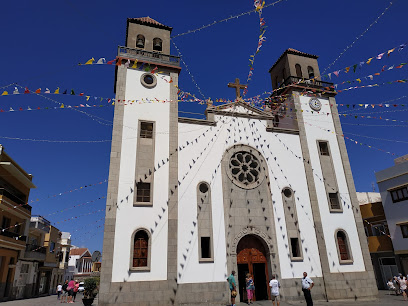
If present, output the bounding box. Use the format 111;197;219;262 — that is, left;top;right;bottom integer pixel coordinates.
1;290;406;306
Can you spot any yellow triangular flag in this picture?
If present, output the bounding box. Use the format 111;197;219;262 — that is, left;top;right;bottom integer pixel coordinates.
131;60;138;69
366;57;373;64
86;96;90;101
54;87;60;94
1;91;8;96
84;58;95;65
60;104;65;108
356;78;361;83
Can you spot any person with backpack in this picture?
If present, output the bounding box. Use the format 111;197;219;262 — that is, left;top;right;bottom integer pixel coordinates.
227;271;237;306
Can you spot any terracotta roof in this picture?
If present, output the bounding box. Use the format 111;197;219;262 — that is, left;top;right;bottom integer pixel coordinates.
127;17;172;31
269;48;319;72
70;248;89;256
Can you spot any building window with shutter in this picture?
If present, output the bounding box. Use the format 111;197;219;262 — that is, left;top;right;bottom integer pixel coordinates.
390;186;408;203
140;122;154;139
335;230;353;264
136;182;151;203
131;230;150;271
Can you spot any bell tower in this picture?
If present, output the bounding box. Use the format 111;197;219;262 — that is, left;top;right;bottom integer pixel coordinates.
267;49;377;301
100;17;181;305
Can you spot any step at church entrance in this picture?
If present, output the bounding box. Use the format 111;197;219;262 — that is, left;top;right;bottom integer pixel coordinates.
237;234;270;302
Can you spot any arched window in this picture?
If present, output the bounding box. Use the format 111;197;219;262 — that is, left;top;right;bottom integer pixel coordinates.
307;66;315;79
336;230;353;263
295;64;302;78
132;229;149;269
152;37;162;52
136;34;145;49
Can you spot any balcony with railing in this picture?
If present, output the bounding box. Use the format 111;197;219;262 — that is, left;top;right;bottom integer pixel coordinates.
272;76;335;97
0;229;27;249
30;215;51;234
117;46;180;67
367;235;394;253
24;243;46;261
0;188;32;212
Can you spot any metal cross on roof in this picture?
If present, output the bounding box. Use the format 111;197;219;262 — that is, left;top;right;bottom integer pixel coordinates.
228;78;247;99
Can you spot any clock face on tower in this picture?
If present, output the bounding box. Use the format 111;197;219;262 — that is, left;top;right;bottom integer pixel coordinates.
309;98;322;111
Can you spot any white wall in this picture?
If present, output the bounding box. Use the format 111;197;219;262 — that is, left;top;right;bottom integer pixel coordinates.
176;105;323;283
111;68;171;282
300;95;366;273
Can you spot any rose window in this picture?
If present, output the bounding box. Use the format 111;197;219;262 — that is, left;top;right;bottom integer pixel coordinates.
229;152;261;186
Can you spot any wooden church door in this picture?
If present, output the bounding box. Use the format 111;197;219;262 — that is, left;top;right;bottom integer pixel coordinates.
237;235;270;302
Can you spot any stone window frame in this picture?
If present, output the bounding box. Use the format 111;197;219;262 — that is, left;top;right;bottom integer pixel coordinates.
281;186;304;262
196;181;214;263
140;73;157;89
225;145;266;190
334;228;354;265
316;139;343;214
129;228;151;272
134;119;156;207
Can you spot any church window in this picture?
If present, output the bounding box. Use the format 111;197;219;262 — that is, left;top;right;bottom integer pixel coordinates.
132;230;149;268
336;230;352;263
229;152;261;187
140;122;154;139
307;66;315;79
199;182;208;194
283;187;292;198
328;192;341;210
290;238;301;258
200;237;211;259
390;186;408;203
136;34;145;48
140;73;157;89
136;182;151;202
295;64;302;78
318;141;330;156
153;37;162;52
401;224;408;238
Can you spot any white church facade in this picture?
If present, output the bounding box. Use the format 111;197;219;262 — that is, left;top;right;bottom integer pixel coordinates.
99;17;378;305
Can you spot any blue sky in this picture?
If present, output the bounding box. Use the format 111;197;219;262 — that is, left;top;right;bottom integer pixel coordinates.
0;0;407;252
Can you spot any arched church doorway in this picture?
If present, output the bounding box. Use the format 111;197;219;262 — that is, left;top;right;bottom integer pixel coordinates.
237;234;271;302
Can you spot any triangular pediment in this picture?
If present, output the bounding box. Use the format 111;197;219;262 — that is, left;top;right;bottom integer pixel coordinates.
208;100;272;118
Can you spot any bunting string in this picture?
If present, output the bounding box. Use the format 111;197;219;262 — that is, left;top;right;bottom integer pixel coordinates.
170;0;286;39
243;0;267;96
322;1;395;74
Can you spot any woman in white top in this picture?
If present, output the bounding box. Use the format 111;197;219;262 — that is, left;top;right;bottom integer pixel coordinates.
399;277;408;301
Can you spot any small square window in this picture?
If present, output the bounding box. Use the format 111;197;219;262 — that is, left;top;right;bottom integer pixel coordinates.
136;182;151;202
140;122;153;139
290;238;301;258
329;192;341;210
318;141;330;156
401;225;408;238
201;237;211;259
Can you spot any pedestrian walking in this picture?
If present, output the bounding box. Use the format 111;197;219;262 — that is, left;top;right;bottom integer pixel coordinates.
245;273;255;304
394;276;401;295
269;274;280;306
57;283;62;300
301;272;314;306
399;276;407;301
61;280;69;303
227;271;237;306
72;280;79;302
67;278;76;303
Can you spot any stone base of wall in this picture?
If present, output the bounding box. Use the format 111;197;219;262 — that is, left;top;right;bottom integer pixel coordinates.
324;271;378;300
98;281;229;306
99;273;378;305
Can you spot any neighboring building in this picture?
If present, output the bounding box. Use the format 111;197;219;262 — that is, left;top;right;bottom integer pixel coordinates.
40;225;62;295
13;215;49;299
67;247;93;281
58;232;71;281
100;18;378;305
358;192;398;289
376;154;408;276
0;145;35;301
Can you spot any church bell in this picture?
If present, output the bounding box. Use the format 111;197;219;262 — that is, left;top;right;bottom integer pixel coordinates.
136;37;145;48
